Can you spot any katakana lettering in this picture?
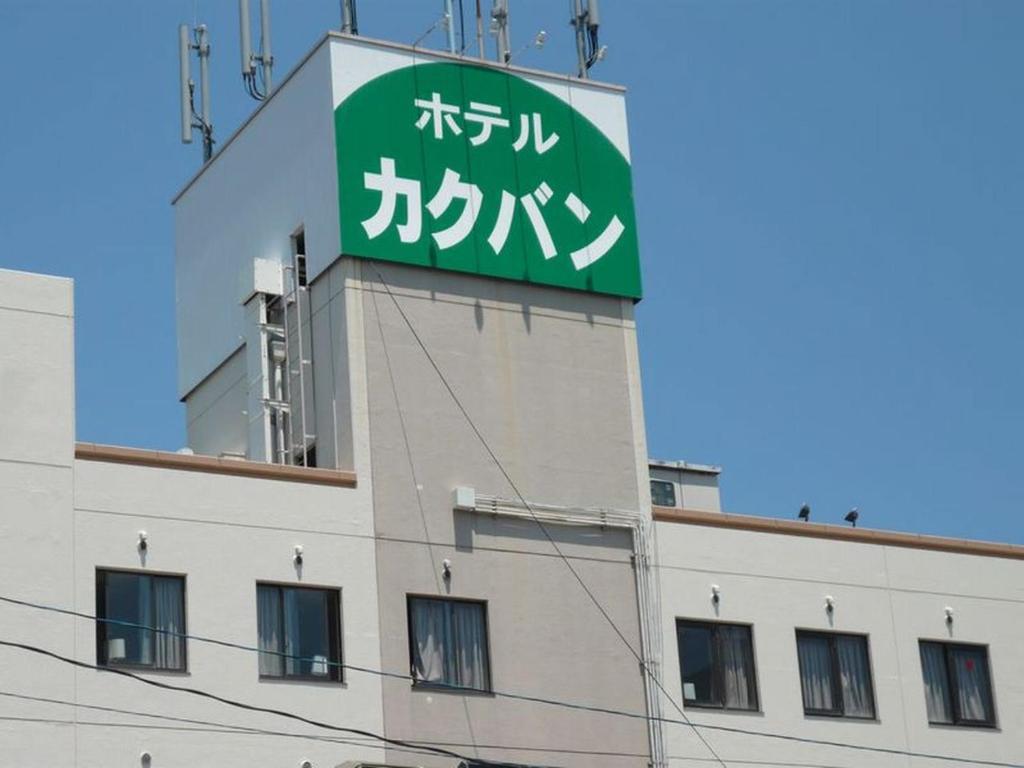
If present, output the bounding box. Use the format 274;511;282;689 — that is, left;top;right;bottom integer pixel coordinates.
465;102;510;146
520;182;557;259
487;191;517;254
362;157;422;243
426;169;483;250
570;215;625;270
414;92;463;140
513;112;560;155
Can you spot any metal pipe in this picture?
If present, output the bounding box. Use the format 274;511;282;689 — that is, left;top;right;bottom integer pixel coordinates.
444;0;457;54
572;0;588;78
259;0;273;93
196;25;211;128
475;0;484;59
178;25;192;144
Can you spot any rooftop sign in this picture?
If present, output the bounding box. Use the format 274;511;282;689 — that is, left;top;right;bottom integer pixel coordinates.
335;53;641;299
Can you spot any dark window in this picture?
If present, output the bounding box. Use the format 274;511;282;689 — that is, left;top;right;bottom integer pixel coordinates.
257;584;342;681
651;480;676;507
96;570;186;671
677;620;758;710
796;631;876;718
408;596;490;692
919;641;996;727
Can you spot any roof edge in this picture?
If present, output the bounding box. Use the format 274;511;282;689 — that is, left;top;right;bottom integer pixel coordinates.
653;506;1024;561
75;443;357;489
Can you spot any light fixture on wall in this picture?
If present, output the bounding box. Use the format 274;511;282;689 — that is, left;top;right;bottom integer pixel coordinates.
140;752;152;767
825;595;835;615
293;545;303;566
945;606;954;626
710;584;721;606
300;760;312;768
442;558;452;581
137;531;148;553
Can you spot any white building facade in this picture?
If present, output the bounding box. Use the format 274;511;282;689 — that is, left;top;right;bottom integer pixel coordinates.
0;29;1021;768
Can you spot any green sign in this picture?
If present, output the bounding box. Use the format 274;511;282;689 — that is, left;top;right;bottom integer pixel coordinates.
335;62;641;299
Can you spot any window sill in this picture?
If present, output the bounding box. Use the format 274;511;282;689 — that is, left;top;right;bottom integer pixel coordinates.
804;712;879;723
683;702;763;716
927;721;999;731
411;681;494;697
259;675;346;686
99;663;190;676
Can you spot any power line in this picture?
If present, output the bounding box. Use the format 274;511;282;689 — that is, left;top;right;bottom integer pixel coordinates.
364;267;1024;768
0;638;466;762
366;265;730;768
2;587;1021;765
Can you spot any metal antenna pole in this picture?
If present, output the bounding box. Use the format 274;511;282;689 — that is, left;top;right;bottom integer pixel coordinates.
259;0;273;93
492;0;510;63
475;0;485;59
239;0;253;77
444;0;457;53
196;25;213;161
341;0;354;33
572;0;588;78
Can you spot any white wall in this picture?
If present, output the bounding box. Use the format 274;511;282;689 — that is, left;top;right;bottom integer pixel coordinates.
174;39;339;398
0;269;77;767
655;521;1024;768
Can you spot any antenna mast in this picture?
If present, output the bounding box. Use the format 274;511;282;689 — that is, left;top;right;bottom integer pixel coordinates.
179;23;214;163
490;0;511;63
341;0;359;34
239;0;275;101
571;0;605;78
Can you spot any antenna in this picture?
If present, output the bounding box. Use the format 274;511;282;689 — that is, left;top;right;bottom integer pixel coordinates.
179;25;192;144
475;0;485;59
571;0;605;78
341;0;359;35
490;0;511;63
444;0;457;54
239;0;274;101
509;28;546;62
178;23;214;162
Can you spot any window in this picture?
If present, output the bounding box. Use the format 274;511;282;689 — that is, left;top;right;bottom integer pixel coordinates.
96;570;186;671
651;479;676;507
257;584;342;681
677;620;758;710
408;596;490;692
796;631;876;719
919;641;996;727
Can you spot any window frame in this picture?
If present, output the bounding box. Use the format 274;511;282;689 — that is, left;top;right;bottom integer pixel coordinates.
676;618;760;712
256;581;344;684
650;479;677;508
406;594;493;694
795;629;877;720
919;640;997;728
95;567;188;673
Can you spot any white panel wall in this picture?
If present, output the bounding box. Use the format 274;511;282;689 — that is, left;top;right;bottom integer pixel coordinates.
656;521;1024;768
174;41;339;398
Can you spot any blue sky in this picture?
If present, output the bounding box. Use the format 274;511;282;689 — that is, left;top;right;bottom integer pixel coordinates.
0;1;1020;543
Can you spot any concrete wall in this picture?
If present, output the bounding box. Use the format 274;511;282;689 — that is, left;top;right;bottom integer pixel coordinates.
345;259;652;767
0;268;77;766
655;520;1024;768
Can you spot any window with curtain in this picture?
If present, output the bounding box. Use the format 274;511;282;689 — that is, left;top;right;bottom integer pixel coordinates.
96;570;186;671
676;620;758;711
919;641;996;727
796;631;875;719
257;584;342;681
408;596;490;692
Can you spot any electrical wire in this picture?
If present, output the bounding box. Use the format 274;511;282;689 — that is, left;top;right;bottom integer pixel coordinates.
364;268;1024;768
0;638;466;762
0;595;1019;765
364;266;730;768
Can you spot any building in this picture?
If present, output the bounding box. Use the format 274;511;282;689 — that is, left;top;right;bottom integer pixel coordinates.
0;27;1021;768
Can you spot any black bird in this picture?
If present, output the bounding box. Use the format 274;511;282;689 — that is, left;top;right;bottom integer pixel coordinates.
798;504;811;522
844;508;859;527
